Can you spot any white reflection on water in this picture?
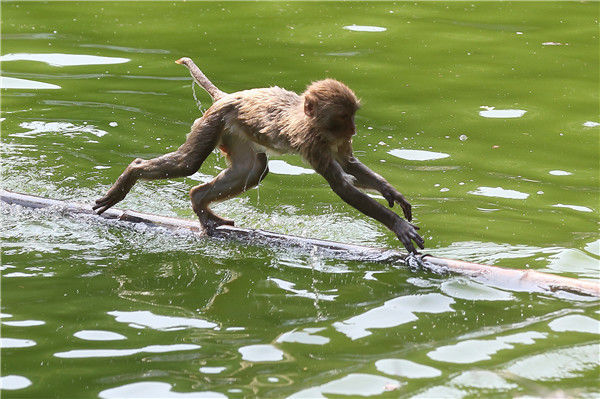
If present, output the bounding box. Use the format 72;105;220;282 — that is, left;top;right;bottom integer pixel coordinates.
505;343;599;381
14;121;108;138
276;328;330;345
74;330;127;341
411;385;465;399
469;186;529;199
0;53;130;67
548;315;600;334
333;293;454;340
388;149;450;161
54;343;200;358
479;106;526;118
108;310;217;331
545;248;600;278
585;239;600;256
99;381;226;399
268;160;315;175
0;338;36;348
289;373;401;398
451;370;516;390
375;359;441;379
440;278;514;301
0;77;61;90
552;203;593;213
269;277;338;301
343;25;387;32
548;170;572;176
2;320;45;327
427;331;546;364
0;375;32;390
199;366;226;374
238;344;285;362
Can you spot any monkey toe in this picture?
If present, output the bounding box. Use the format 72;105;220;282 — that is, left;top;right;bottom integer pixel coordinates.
196;210;235;234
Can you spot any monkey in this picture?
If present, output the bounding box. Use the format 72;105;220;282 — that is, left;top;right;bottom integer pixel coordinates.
93;57;424;253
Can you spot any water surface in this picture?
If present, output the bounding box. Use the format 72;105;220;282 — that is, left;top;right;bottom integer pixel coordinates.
1;2;599;398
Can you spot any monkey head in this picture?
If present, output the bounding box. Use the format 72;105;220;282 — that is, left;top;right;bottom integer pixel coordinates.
303;79;360;139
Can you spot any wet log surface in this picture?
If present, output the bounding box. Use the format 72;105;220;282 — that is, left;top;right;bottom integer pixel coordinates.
2;189;598;298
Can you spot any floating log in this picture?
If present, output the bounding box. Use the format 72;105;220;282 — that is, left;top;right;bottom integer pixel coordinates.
2;189;598;298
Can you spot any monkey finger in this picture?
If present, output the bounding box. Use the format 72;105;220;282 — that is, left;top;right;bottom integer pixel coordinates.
382;193;394;207
401;203;412;221
400;236;416;254
95;205;109;215
92;200;107;210
413;234;425;249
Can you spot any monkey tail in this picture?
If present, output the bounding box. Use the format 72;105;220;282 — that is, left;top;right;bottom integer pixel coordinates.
175;57;226;101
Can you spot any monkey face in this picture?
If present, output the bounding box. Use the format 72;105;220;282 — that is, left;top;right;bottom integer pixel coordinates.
326;110;356;138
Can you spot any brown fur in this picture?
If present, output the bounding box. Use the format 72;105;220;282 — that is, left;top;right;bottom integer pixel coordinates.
94;58;424;253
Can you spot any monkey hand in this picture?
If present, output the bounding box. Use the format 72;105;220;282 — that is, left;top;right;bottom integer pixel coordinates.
392;219;424;254
92;171;136;215
381;186;412;221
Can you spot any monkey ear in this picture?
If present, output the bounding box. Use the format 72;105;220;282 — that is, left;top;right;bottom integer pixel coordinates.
304;96;316;118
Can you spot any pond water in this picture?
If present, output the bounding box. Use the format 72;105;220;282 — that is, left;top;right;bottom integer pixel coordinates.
1;2;599;398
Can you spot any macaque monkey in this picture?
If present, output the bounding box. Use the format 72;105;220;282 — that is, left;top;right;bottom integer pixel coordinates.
94;57;424;253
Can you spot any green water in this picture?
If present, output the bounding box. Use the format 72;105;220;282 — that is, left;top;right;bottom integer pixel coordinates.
1;2;599;398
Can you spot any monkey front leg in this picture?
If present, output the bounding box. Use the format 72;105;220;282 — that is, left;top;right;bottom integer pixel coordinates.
317;159;424;253
342;157;413;221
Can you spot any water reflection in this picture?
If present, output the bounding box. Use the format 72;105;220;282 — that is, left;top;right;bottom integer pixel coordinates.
505;343;599;381
199;367;226;374
375;359;441;379
388;149;450;161
451;370;516;390
343;25;387;32
552;203;593;213
545;248;599;278
289;373;400;398
14;121;109;138
0;77;60;90
469;186;529;199
269;277;338;301
0;338;36;348
440;278;514;301
276;328;330;345
548;315;600;334
238;344;285;362
99;381;226;399
548;170;572;176
73;330;127;341
333;293;454;340
0;375;32;391
54;343;200;358
479;106;526;118
108;310;217;331
0;53;130;66
2;320;45;327
428;331;547;364
268;160;315;175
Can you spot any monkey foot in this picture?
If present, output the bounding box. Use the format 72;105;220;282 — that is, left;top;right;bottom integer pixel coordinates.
197;212;235;235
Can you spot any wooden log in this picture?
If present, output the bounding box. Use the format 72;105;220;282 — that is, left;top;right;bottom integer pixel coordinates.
2;189;598;297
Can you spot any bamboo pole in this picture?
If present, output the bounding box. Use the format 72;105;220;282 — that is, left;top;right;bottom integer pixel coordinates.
2;189;598;297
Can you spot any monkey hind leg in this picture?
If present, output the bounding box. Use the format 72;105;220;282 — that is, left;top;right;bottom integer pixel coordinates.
190;134;268;234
